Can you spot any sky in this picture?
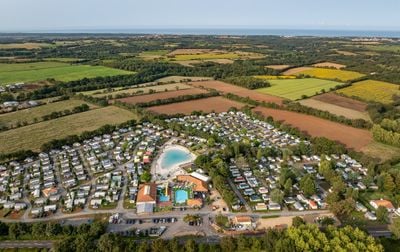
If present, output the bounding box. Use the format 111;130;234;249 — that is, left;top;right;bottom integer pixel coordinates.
1;0;400;31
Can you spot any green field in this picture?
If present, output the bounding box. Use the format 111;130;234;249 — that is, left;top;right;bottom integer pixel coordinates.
0;62;134;85
43;58;84;62
0;99;97;128
0;106;136;153
364;45;400;52
255;78;343;100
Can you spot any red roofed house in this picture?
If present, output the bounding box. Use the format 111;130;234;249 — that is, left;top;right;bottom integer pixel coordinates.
370;199;395;212
176;175;208;192
136;183;157;214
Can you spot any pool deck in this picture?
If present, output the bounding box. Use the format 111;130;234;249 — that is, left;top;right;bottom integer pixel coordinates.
151;141;196;183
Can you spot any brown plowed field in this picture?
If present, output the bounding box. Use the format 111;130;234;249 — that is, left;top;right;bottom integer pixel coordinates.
189;80;284;105
147;96;245;115
312;93;367;112
282;67;313;75
252;106;372;151
116;88;208;104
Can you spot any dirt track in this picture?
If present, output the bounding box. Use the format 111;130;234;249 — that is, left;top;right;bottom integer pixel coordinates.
253;106;372;151
190;80;284;105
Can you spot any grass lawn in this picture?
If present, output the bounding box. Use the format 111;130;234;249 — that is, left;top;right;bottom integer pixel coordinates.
0;62;134;85
293;68;365;82
255;78;343;100
0;99;97;128
43;57;84;62
0;106;136;153
337;80;400;104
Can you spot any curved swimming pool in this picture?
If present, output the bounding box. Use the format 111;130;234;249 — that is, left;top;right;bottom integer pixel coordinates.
161;148;192;169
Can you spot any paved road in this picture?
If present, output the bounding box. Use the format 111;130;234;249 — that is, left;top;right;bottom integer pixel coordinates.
227;178;251;211
0;240;53;249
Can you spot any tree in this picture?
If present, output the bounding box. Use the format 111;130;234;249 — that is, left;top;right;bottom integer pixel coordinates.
284;178;293;195
292;216;305;227
300;174;316;197
184;239;197;252
207;137;216;147
376;206;389;223
389;218;400;239
270;189;284;204
140;171;152;183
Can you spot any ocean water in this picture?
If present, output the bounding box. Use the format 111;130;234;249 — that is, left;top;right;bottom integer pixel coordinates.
160;148;191;169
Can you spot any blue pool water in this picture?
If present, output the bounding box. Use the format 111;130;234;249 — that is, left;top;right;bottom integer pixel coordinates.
159;194;170;202
161;148;191;169
175;189;188;204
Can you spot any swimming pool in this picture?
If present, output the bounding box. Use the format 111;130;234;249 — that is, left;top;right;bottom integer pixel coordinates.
175;189;188;204
161;148;192;169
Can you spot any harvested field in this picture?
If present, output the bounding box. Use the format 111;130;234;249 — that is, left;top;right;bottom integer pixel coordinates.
0;106;135;153
254;75;296;80
255;78;342;100
88;83;192;98
167;49;213;55
0;43;52;49
147;96;245;115
175;59;234;67
312;62;346;69
337;80;400;104
282;67;313;75
190;80;284;105
299;99;370;120
156;76;213;82
0;99;97;128
252;106;372;151
360;142;400;162
312;93;368;112
334;50;357;56
116;88;208;104
265;65;290;70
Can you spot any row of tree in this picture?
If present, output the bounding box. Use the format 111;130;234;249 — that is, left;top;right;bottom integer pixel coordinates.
372;124;400;148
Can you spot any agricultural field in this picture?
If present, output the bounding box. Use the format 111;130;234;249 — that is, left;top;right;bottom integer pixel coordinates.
166;48;263;61
255;78;343;100
87;83;193;98
0;42;53;49
285;67;365;81
337;80;400;104
116;88;208;104
265;65;290;70
139;50;170;60
190;80;284;105
0;99;97;128
0;106;135;153
43;58;84;62
254;75;296;80
312;93;368;112
299;99;370;120
0;62;134;85
252;106;373;151
312;62;346;69
147;96;245;115
364;44;400;52
360;142;400;162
